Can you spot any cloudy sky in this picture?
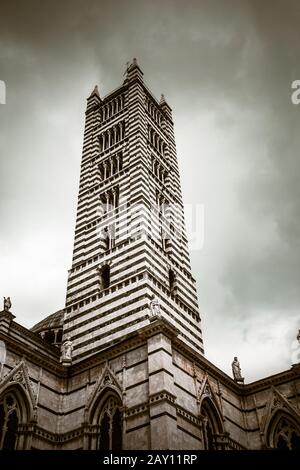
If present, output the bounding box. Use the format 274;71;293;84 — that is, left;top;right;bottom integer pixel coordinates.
1;0;300;382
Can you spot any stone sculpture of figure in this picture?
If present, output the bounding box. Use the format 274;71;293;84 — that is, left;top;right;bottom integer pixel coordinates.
3;297;12;312
297;329;300;344
61;336;73;362
232;356;244;383
101;226;115;251
150;296;161;317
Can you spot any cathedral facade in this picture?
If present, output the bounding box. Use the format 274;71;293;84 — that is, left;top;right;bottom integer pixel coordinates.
1;59;300;450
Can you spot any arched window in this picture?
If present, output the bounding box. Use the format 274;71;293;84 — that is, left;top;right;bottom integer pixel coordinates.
97;396;122;450
0;393;19;450
200;398;223;450
168;269;176;293
269;413;300;450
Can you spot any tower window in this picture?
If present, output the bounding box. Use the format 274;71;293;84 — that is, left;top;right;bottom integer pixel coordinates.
169;269;177;293
98;153;123;181
100;187;119;215
100;265;110;290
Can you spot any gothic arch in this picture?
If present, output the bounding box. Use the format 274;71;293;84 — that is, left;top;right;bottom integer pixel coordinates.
198;376;224;450
260;386;300;449
85;364;123;423
0;360;37;421
200;397;224;450
84;365;123;450
198;378;223;427
89;388;121;424
0;383;33;449
200;397;224;438
90;389;123;450
266;410;300;450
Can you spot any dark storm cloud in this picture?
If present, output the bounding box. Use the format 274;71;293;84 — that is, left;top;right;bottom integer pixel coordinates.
218;2;300;314
0;0;299;381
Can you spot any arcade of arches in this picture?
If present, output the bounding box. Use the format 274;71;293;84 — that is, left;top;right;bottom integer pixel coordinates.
1;384;300;450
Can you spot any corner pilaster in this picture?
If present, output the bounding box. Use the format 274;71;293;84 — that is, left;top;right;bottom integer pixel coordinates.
147;325;178;449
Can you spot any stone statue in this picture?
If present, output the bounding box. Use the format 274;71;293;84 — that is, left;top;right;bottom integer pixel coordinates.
150;296;161;317
61;336;73;362
3;297;12;312
297;329;300;344
232;356;244;383
101;226;115;250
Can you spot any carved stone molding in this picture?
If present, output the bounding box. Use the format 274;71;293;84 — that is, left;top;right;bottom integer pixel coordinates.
197;374;214;404
149;390;176;406
260;386;300;439
84;363;123;421
176;405;201;426
0;359;38;420
125;402;149;418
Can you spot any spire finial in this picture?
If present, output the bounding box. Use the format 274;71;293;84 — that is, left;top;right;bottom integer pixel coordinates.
91;85;100;97
124;57;143;83
88;85;100;100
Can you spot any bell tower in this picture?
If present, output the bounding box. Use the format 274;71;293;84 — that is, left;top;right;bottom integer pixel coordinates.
63;59;203;361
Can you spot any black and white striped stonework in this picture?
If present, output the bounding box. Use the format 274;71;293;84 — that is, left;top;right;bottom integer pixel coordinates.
63;60;204;360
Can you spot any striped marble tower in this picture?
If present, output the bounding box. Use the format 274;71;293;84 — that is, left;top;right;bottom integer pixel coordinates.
63;59;204;361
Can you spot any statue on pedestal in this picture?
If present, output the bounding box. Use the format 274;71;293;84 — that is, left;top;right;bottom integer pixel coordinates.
3;297;12;312
232;356;244;384
150;296;161;318
61;336;73;363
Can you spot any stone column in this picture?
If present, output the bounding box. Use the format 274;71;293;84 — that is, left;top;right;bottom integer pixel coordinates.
91;427;99;450
103;132;107;151
113;187;118;209
156;162;160;179
103;162;107;180
107;192;111;213
103;192;108;213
